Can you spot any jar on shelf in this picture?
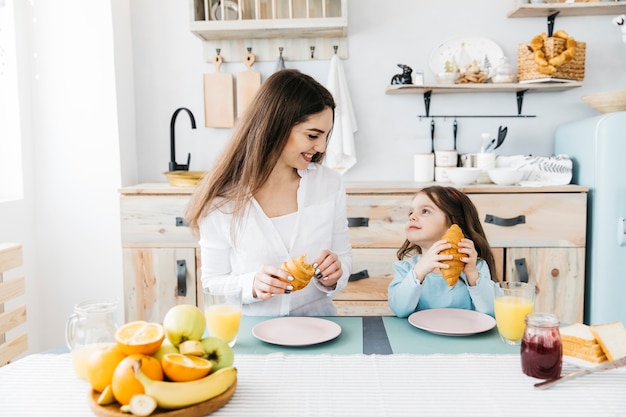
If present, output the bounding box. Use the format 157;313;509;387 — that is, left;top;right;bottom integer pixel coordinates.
492;57;516;84
520;313;562;380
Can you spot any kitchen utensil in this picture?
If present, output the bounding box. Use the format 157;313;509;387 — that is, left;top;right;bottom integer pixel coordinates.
453;119;458;150
203;52;235;128
494;125;507;150
275;47;286;71
534;356;626;390
430;120;435;152
480;133;491;153
236;49;261;118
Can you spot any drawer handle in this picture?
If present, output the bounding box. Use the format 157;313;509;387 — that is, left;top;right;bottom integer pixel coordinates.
515;258;529;283
175;217;189;227
349;270;369;281
485;214;525;227
347;217;369;227
177;260;187;296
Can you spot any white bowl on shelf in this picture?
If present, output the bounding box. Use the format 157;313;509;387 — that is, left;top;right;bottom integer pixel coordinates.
445;168;481;185
487;168;524;186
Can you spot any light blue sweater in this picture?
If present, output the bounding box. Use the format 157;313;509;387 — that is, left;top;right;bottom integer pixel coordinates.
388;255;496;318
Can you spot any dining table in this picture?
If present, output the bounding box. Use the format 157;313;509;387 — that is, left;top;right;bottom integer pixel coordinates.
1;315;625;416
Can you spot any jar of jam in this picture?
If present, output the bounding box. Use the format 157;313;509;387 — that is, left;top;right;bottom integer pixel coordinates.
521;313;562;379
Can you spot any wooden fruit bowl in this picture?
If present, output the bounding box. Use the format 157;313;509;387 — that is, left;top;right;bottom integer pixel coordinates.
87;379;236;417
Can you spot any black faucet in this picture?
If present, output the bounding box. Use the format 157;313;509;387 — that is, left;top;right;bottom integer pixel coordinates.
169;107;196;172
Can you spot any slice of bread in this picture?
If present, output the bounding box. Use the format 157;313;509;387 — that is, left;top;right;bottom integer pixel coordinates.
560;322;597;346
561;322;607;364
590;321;626;362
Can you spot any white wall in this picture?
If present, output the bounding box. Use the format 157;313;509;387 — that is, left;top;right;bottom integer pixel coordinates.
2;0;625;354
130;0;626;184
1;0;127;354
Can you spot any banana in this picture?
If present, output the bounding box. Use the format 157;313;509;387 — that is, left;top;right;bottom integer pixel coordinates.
178;340;205;356
132;360;236;410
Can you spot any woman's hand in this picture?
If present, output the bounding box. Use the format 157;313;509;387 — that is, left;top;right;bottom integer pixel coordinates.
458;238;479;285
412;239;453;283
252;265;293;300
313;250;342;288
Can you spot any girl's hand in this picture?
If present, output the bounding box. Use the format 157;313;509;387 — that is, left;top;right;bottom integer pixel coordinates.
252;265;293;300
458;238;479;285
413;239;453;283
312;250;342;288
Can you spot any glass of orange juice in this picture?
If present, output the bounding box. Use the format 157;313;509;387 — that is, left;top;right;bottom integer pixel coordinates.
494;282;535;345
203;285;242;347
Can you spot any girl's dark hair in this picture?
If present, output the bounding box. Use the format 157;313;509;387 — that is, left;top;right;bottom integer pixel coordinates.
396;186;498;282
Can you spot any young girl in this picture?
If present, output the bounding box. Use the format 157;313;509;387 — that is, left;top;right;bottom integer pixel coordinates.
388;186;497;318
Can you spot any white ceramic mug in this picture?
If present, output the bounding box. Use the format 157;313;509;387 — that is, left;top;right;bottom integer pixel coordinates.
434;166;450;182
435;150;458;167
476;153;496;183
413;153;434;182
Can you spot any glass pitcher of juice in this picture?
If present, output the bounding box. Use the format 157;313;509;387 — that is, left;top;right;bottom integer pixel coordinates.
65;298;119;380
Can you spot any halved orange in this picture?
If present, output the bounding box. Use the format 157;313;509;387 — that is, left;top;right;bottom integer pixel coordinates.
115;321;164;356
161;353;212;382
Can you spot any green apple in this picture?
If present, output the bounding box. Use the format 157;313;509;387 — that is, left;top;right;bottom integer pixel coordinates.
151;341;179;362
200;336;234;371
162;304;206;347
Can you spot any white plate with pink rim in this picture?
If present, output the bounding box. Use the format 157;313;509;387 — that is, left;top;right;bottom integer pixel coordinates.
408;308;496;336
252;317;342;346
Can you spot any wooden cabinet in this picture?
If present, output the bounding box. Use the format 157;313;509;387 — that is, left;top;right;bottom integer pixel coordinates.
120;182;587;323
333;183;588;323
120;187;201;323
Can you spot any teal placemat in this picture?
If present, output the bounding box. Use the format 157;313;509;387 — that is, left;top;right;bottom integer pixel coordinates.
383;316;520;355
234;316;362;355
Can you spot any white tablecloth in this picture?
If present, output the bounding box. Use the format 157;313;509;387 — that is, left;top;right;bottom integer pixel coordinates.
1;353;625;416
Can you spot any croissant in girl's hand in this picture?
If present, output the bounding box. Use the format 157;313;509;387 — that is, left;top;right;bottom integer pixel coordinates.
440;224;464;286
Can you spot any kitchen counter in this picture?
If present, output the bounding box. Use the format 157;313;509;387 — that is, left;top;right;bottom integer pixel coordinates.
119;181;588;195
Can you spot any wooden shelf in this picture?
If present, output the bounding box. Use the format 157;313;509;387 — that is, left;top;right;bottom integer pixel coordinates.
508;2;626;18
385;82;582;117
385;82;582;95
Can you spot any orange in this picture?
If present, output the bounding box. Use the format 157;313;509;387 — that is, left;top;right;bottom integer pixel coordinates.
86;344;126;392
115;321;164;356
161;353;212;382
111;354;163;405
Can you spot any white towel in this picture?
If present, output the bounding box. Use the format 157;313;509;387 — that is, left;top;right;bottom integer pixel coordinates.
324;54;357;174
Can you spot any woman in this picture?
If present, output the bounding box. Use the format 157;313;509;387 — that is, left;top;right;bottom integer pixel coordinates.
186;69;352;316
388;186;498;318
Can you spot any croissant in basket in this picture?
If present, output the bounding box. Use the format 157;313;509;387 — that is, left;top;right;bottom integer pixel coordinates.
281;255;315;291
440;224;465;286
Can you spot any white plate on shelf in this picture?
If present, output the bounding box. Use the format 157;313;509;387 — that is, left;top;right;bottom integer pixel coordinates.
210;0;239;21
408;308;496;336
429;36;504;75
252;317;341;346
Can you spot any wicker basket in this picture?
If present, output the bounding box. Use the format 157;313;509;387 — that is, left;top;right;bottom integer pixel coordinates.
517;37;586;81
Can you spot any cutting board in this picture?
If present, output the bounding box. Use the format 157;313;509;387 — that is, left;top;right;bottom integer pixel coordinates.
87;379;236;417
236;52;261;118
203;54;234;128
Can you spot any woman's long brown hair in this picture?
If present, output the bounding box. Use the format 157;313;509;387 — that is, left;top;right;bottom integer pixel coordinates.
396;186;498;282
185;69;336;236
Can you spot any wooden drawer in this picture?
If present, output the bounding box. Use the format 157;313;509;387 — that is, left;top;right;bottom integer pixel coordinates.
346;194;409;248
469;193;586;248
120;195;195;247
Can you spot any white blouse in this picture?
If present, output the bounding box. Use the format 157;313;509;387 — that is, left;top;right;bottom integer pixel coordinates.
198;164;353;316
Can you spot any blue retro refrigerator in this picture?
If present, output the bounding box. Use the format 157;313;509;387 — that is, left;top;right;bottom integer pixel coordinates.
554;111;626;325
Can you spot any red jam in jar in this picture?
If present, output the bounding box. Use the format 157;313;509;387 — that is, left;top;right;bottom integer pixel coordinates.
521;313;562;379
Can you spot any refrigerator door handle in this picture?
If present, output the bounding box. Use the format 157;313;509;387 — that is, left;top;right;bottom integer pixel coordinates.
515;258;529;283
618;217;626;246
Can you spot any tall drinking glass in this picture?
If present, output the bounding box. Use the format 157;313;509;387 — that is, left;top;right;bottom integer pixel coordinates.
494;282;535;345
203;285;242;347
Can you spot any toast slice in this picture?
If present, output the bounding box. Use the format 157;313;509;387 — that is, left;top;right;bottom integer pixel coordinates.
590;321;626;362
560;322;607;364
